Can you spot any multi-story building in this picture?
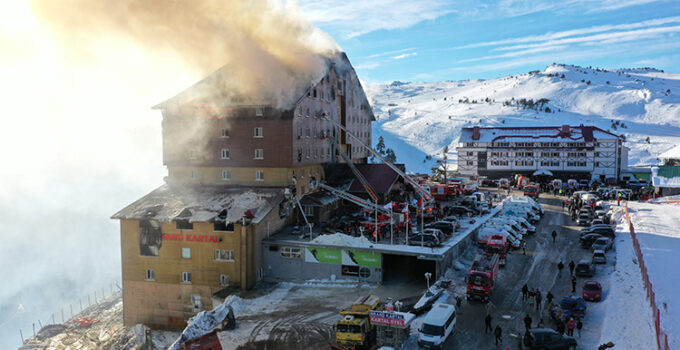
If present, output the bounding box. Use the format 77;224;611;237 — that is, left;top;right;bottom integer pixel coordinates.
112;52;374;329
456;125;628;180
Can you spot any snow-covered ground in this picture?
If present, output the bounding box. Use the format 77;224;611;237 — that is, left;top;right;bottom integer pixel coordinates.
625;201;680;349
366;64;680;173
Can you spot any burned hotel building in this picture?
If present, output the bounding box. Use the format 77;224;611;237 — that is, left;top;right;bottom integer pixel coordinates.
112;52;375;328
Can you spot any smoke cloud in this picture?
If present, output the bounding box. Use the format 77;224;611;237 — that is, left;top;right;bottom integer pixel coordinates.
0;1;341;349
31;0;340;108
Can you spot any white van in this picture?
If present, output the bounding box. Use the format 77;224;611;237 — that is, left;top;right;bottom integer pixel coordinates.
418;303;456;349
478;227;520;248
485;221;523;242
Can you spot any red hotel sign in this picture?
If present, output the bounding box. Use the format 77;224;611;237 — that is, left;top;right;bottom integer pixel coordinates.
162;233;220;243
369;311;405;327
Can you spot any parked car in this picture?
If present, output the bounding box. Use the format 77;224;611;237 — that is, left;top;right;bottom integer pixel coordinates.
447;206;476;216
423;228;446;242
575;259;596;277
560;295;587;320
591;218;604;226
580;233;604;248
426;221;457;236
527;328;577;350
577;213;591;226
582;281;603;302
591;237;613;252
408;233;440;247
592;249;607;264
580;226;615;238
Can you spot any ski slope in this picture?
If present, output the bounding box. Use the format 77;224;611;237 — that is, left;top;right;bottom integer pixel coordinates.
366;64;680;173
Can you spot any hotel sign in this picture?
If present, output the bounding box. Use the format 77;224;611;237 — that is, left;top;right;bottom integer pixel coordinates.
162;233;220;243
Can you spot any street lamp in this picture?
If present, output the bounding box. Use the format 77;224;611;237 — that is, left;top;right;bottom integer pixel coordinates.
424;272;432;289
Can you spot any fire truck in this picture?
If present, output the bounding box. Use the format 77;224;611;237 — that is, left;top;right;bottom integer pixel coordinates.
485;235;508;266
466;253;500;302
428;183;460;201
523;184;540;199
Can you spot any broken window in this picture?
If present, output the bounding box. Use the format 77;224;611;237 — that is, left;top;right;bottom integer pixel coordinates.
139;219;162;256
176;220;193;230
215;249;235;261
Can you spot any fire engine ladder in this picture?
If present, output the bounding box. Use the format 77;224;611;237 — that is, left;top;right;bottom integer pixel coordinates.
321;114;432;204
325;135;380;203
317;183;389;214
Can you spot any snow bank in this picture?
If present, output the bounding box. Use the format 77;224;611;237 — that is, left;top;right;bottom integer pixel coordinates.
626;201;680;348
594;206;657;349
312;232;373;247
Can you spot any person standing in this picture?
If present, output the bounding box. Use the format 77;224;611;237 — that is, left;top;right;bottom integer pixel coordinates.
524;331;535;349
546;291;554;305
524;313;533;330
494;325;503;345
571;275;577;293
569;260;575;276
557;320;566;335
576;319;583;338
551;230;557;244
567;318;576;336
535;290;542;311
557;261;564;278
528;290;536;310
485;313;492;334
522;240;527;255
522;284;529;301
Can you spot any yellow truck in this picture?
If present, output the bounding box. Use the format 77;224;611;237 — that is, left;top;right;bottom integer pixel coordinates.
331;295;382;350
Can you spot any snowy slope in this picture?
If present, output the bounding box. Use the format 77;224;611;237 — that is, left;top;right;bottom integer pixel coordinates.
366;64;680;173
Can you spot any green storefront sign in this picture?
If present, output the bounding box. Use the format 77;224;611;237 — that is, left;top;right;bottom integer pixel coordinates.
305;247;381;267
305;247;342;264
345;250;381;267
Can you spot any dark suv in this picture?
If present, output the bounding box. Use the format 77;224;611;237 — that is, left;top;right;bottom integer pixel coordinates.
528;328;577;349
580;226;615;238
574;259;596;277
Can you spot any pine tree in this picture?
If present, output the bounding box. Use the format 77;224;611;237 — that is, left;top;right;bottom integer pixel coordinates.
376;136;386;156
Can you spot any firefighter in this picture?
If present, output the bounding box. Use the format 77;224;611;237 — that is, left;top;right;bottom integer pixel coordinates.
484;313;492;333
557;261;564;278
523;313;532;330
551;230;557;244
494;325;503;345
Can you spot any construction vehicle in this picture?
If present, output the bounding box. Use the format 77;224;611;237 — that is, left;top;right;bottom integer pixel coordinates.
332;295;382;350
466;253;500;302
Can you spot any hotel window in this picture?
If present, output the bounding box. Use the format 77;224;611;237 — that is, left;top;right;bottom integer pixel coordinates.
215;249;235;262
594;152;600;157
145;269;155;281
525;152;533;157
221;170;231;181
578;161;587;166
181;272;192;284
466;161;474;165
595;162;600;167
465;142;475;147
306;148;311;158
221;128;230;138
254;148;264;159
540;152;550;157
220;149;230;159
306;128;310;137
578;152;586;157
540;161;550;167
254;127;263;138
281;247;302;259
255;107;263;117
551;161;560;166
306;108;310;117
255;170;264;181
551;143;560;147
304;206;314;216
182;248;191;259
551;152;560;157
190;170;197;180
220;274;230;287
467;152;474;156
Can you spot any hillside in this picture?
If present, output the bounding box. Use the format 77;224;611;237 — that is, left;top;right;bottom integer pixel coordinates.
366;64;680;173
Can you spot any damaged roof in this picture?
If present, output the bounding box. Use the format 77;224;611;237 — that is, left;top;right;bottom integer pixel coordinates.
299;191;339;207
111;184;284;225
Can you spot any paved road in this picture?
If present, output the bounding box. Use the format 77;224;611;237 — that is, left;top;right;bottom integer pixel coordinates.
445;190;596;349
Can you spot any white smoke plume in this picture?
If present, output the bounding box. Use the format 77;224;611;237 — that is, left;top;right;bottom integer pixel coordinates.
0;1;341;348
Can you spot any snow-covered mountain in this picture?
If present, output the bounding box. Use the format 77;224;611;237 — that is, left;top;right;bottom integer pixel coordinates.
366;64;680;173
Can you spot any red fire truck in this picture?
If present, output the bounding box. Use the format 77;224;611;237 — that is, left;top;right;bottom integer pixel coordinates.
466;253;500;302
485;235;508;266
429;184;460;201
523;184;540;199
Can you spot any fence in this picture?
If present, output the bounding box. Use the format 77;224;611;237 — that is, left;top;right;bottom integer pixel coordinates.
625;202;671;350
18;281;121;345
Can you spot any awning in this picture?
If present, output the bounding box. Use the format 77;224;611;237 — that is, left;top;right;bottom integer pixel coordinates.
533;169;554;176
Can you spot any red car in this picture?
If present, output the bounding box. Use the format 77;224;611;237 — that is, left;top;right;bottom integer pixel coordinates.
582;280;603;301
